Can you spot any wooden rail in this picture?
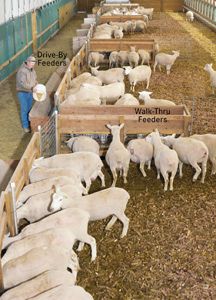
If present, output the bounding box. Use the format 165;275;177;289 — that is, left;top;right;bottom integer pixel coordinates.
0;132;41;291
99;14;147;24
58;105;191;148
89;38;156;60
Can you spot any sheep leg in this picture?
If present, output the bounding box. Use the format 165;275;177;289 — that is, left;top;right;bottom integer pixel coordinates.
111;168;117;187
140;162;147;177
179;161;183;178
77;242;84;252
153;61;157;72
169;170;177;191
67;251;80;280
157;169;160;179
158;65;162;72
162;172;169;191
105;215;118;231
147;160;151;170
123;166;128;184
166;65;171;75
98;170;105;187
146;78;150;89
78;235;97;262
211;157;216;175
84;178;91;193
201;161;207;183
116;213;129;238
190;162;201;181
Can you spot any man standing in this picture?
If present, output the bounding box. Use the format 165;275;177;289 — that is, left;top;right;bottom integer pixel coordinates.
16;55;37;133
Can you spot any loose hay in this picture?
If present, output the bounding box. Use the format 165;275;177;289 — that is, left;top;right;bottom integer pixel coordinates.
76;13;216;300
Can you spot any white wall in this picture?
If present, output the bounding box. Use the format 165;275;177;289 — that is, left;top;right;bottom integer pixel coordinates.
0;0;56;25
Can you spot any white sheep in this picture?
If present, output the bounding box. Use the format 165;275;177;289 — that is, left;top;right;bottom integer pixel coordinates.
161;135;208;183
70;72;92;88
50;186;130;238
114;28;124;39
28;285;94;300
32;152;105;193
88;52;105;67
124;65;152;92
146;130;179;191
0;270;76;300
153;51;180;75
109;51;119;68
105;124;130;186
17;176;82;207
3;246;78;290
136;7;154;20
186;10;194;22
66;136;100;155
62;84;101;107
114;93;139;106
90;66;124;84
138;49;150;65
3;208;97;261
2;227;77;267
66;76;102;99
134;20;147;33
204;64;216;94
16;184;84;223
117;51;129;67
139;91;176;106
127;139;153;177
190;133;216;175
29;166;81;184
128;46;139;68
82;82;125;104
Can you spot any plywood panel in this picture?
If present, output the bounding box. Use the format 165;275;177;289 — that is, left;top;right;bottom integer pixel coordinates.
59;2;76;28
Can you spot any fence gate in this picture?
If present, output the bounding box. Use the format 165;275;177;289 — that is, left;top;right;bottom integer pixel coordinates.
38;110;58;157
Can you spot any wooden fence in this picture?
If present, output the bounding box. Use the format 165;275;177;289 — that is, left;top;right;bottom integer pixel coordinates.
57;105;191;153
0;132;41;291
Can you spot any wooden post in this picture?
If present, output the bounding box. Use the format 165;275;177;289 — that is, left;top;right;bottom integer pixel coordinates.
31;11;37;53
23;158;29;185
0;212;6;292
119;116;125;143
4;192;15;237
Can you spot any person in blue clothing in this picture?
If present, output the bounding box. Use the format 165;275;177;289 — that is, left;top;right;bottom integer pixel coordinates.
16;55;37;133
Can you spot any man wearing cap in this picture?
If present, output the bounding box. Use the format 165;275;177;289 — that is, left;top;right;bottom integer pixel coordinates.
16;55;37;133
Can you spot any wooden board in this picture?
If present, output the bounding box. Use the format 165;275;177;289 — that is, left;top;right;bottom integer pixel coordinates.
58;113;190;135
99;14;146;23
89;38;156;53
31;12;37;53
60;105;185;115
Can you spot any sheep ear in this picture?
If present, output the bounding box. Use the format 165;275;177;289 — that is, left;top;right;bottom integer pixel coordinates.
210;63;213;67
120;123;124;129
155;128;159;133
106;124;111;129
171;133;176;138
96;66;100;70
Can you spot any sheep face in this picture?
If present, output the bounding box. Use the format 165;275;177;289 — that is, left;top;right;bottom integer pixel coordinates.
204;63;212;72
49;190;66;212
123;66;132;75
107;123;124;136
172;50;180;57
138;91;152;101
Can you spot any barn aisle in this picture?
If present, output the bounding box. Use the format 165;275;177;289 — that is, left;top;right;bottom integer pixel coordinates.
0;15;83;160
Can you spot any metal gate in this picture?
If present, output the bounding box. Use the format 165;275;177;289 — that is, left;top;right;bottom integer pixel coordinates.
38;110;58;157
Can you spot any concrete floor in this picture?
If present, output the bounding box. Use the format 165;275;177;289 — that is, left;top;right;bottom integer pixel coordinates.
0;14;84;161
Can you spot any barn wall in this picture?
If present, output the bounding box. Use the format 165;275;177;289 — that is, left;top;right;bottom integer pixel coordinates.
77;0;183;12
0;0;77;83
